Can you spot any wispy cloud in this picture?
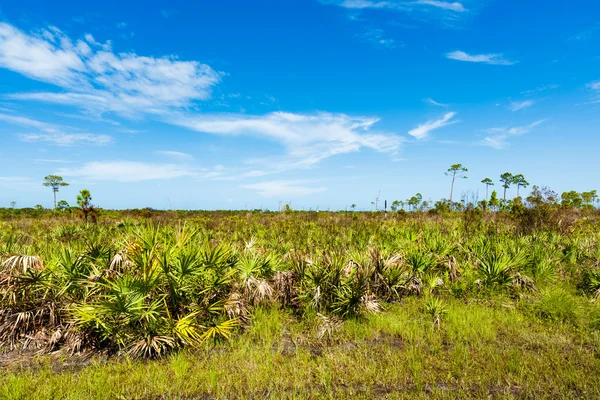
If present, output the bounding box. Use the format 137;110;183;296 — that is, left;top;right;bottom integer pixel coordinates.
155;151;195;161
479;135;508;150
0;176;36;189
446;50;517;65
479;120;547;149
408;112;458;139
34;159;73;164
324;0;467;12
0;112;111;146
414;0;465;12
58;161;197;182
587;81;600;90
424;98;447;107
358;28;396;48
0;113;58;131
241;180;327;197
20;132;111;146
521;84;559;95
587;81;600;103
570;23;600;41
508;99;536;111
0;22;221;117
169;111;403;169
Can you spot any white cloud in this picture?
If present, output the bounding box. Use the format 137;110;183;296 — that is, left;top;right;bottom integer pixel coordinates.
326;0;466;12
521;84;559;95
156;150;194;161
34;159;72;163
508;99;535;111
334;0;390;9
588;81;600;90
446;50;516;65
241;180;327;197
0;112;112;146
479;120;547;149
169;111;402;169
479;135;508;150
358;28;396;48
408;112;457;139
0;22;221;117
507;119;547;135
19;132;111;146
0;176;36;189
414;0;465;12
0;24;86;87
424;98;447;107
0;113;59;131
59;161;197;182
587;81;600;103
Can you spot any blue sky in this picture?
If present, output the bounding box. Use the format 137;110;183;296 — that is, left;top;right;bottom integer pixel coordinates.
0;0;598;210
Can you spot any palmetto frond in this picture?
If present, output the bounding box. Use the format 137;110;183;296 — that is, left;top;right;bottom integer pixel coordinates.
1;255;44;274
199;318;240;343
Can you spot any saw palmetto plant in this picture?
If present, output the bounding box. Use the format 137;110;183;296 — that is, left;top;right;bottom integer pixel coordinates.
0;210;599;359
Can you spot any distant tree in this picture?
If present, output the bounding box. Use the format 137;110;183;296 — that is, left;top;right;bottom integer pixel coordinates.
407;193;422;211
581;190;597;207
399;200;405;211
34;204;44;211
481;178;494;200
526;185;558;207
512;174;529;197
77;189;95;222
57;200;70;211
499;172;513;208
445;164;468;208
391;200;401;212
43;175;69;210
434;200;451;213
374;191;381;211
561;191;583;208
350;204;356;211
9;201;16;209
489;190;499;212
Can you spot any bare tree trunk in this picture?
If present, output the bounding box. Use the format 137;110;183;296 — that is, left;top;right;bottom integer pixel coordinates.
450;173;455;203
53;189;57;211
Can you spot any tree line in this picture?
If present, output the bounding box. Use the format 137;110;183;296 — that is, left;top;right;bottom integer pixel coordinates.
3;171;598;215
381;164;598;213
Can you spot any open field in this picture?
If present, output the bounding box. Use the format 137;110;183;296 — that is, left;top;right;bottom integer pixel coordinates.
1;210;600;399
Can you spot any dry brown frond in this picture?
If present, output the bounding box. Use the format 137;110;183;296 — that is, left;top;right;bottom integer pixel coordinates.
316;313;342;341
273;270;297;307
224;292;249;321
1;255;44;273
447;256;461;282
362;293;382;314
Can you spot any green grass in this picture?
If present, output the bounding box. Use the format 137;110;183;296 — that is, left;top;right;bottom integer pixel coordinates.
2;298;600;399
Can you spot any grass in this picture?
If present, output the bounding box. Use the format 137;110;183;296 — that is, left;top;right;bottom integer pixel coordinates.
1;210;600;398
2;298;599;399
